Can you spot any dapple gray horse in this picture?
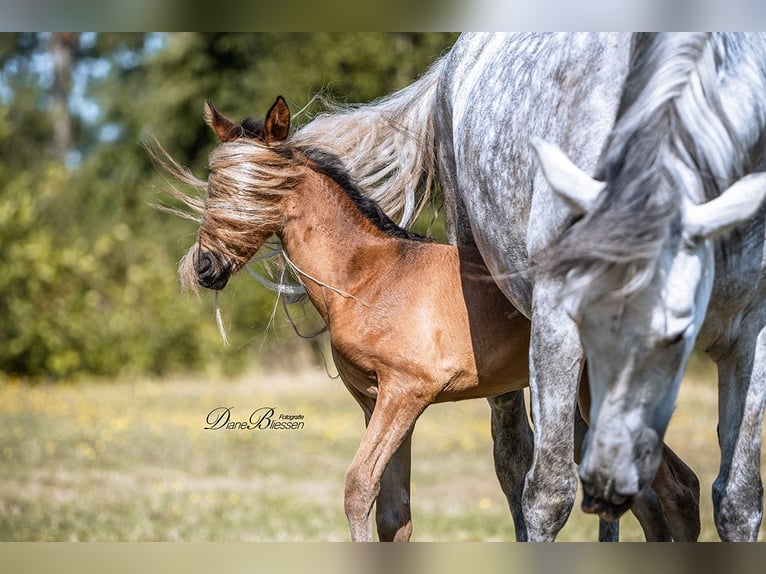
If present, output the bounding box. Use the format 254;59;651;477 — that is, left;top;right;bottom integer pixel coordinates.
534;33;766;541
299;33;722;540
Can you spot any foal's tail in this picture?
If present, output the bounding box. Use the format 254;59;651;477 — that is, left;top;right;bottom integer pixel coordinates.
294;57;445;229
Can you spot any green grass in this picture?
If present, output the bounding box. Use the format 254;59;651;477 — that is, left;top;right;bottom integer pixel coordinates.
1;356;764;541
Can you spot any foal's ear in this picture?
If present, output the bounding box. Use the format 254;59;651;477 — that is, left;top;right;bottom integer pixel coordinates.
204;100;239;142
263;96;290;143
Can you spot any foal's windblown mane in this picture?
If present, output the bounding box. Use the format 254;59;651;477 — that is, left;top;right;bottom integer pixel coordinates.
297;145;430;242
544;33;749;302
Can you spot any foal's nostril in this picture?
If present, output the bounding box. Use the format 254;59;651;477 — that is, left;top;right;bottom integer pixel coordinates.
196;250;214;276
195;249;231;290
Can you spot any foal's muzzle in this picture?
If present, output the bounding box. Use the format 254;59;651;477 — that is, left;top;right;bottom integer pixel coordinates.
195;249;232;290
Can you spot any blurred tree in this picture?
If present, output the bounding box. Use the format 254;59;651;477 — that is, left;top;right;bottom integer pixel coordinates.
0;32;457;380
48;32;78;161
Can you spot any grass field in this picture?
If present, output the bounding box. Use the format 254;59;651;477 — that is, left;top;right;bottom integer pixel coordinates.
1;351;764;542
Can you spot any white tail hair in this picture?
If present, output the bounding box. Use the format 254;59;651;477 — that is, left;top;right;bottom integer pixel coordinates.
294;57;444;228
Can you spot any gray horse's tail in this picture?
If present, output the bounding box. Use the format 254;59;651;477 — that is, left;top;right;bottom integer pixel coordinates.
294;57;444;229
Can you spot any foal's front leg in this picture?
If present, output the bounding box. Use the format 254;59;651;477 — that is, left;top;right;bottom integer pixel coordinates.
344;384;430;541
350;392;415;541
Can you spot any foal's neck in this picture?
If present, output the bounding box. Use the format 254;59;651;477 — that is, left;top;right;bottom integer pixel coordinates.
279;167;408;312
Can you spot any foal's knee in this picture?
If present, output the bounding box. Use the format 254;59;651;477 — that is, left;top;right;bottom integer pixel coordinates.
344;466;380;541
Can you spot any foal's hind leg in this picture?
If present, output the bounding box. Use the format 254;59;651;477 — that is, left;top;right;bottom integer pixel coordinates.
487;390;533;541
375;430;414;541
648;445;701;541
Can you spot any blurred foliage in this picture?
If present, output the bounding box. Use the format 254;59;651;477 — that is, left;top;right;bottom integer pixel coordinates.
0;33;456;380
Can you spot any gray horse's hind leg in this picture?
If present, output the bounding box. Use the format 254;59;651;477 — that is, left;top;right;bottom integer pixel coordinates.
598;517;620;541
488;390;534;541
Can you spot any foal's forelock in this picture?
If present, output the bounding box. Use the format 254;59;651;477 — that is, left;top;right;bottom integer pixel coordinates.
544;33;750;306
